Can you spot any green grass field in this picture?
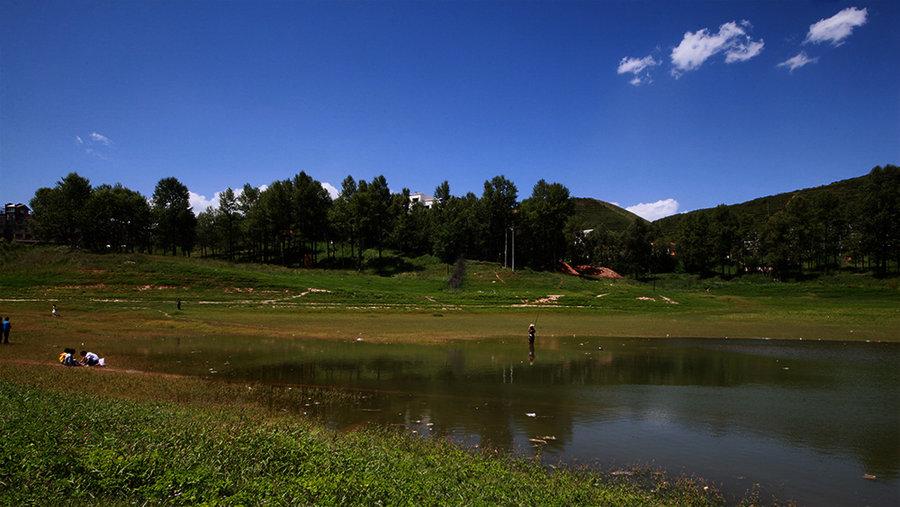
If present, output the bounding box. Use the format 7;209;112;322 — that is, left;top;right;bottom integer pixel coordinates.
2;245;897;345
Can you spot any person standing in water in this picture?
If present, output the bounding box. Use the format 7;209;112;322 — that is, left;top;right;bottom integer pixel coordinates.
528;324;536;365
2;316;10;344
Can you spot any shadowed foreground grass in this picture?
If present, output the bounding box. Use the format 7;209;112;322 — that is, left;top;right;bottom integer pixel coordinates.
0;363;730;506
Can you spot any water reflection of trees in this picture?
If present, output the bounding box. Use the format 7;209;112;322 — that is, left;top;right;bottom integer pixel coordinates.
222;341;899;479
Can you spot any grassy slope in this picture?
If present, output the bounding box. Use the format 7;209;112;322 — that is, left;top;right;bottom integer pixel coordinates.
1;245;896;343
572;197;645;233
655;173;867;236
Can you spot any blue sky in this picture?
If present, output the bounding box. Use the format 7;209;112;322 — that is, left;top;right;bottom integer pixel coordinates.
2;1;897;220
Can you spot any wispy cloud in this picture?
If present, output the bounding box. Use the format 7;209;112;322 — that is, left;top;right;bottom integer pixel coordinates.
624;199;680;221
805;7;867;46
778;52;818;73
89;132;112;146
670;21;764;77
76;131;114;159
617;55;660;86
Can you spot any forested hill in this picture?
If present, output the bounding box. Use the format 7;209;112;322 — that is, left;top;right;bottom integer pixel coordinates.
571;198;646;233
655;172;869;235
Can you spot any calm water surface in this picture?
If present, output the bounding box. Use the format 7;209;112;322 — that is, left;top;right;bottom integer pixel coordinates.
135;336;899;506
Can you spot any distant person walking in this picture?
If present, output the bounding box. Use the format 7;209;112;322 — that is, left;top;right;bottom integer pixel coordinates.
2;316;10;344
52;304;57;317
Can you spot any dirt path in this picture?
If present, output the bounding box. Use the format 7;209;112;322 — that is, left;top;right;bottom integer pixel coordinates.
1;358;191;380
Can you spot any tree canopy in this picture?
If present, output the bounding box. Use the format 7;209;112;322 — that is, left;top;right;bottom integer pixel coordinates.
24;164;900;278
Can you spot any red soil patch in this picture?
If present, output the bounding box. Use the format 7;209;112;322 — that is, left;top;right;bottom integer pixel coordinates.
558;262;623;279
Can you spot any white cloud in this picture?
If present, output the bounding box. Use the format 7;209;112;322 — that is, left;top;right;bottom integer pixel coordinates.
89;132;112;146
724;39;764;63
74;131;116;160
76;131;114;159
625;199;680;221
671;20;763;76
805;7;867;46
321;181;339;199
189;191;219;214
189;184;273;215
617;55;660;86
778;52;818;73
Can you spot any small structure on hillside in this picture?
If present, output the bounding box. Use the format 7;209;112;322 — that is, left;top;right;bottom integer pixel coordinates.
409;193;438;209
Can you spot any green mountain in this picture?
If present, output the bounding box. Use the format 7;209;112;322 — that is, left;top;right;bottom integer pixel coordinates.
571;197;647;233
654;173;870;236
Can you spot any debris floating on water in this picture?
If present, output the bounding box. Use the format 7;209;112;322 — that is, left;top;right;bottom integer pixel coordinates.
526;413;536;417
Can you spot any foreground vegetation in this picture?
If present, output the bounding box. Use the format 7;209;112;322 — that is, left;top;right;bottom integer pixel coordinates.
0;362;732;506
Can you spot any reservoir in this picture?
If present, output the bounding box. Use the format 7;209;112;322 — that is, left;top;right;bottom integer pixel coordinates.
142;336;899;506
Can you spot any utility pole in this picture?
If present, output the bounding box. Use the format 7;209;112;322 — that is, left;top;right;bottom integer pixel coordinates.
509;226;515;272
504;227;508;268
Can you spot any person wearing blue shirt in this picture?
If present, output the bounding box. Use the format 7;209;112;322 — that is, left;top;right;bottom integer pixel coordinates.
2;316;10;344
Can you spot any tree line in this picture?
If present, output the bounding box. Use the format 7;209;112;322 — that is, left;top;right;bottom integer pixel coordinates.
569;164;898;278
27;164;898;277
27;172;575;271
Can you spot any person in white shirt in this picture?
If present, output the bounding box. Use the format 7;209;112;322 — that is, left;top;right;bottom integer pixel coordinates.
80;350;102;366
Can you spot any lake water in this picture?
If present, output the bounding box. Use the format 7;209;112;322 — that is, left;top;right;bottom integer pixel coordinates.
138;336;899;506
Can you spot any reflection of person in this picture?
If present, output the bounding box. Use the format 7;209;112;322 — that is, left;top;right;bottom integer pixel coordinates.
2;316;10;344
80;351;101;366
528;324;535;345
529;341;535;366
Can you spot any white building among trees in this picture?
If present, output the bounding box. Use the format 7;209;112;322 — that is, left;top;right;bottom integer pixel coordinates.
409;192;438;208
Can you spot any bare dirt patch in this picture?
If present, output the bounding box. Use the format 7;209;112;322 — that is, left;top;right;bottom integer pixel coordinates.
558;263;623;279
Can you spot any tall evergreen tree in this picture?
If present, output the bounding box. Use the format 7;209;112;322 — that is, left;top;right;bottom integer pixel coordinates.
480;175;518;263
519;180;573;268
151;177;195;256
857;165;900;274
30;172;93;247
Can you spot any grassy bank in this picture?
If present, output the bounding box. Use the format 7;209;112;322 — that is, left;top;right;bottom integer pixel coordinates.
1;246;897;343
0;362;726;506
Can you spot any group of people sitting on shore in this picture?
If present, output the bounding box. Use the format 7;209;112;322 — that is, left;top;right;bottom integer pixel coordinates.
59;348;104;367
